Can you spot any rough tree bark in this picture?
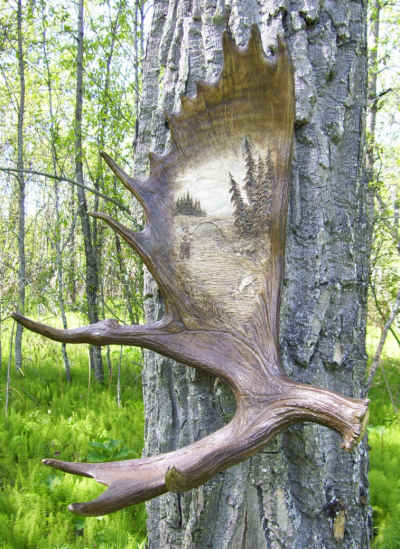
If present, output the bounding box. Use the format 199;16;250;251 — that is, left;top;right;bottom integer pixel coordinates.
134;1;370;548
74;0;104;382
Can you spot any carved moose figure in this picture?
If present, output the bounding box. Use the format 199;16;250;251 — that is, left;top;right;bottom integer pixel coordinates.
13;26;369;516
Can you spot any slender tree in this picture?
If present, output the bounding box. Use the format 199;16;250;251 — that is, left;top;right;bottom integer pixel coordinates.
243;136;257;207
74;0;104;382
367;1;400;388
229;173;247;235
41;0;72;382
134;1;370;547
14;0;26;373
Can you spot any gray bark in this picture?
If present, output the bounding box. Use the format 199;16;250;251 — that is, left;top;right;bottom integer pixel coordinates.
15;0;26;372
366;0;380;183
74;0;104;382
42;2;72;382
134;1;370;547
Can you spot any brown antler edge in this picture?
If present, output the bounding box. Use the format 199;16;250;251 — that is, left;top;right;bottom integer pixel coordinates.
13;26;369;516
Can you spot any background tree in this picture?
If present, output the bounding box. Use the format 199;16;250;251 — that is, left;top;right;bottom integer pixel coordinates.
73;0;104;382
134;1;370;547
14;0;26;373
367;0;400;391
0;0;145;379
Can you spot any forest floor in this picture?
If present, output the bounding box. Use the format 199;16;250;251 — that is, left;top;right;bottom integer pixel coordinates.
0;316;146;549
367;326;400;548
0;318;398;548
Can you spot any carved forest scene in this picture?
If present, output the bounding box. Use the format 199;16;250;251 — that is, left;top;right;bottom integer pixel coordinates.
173;136;274;327
1;1;400;548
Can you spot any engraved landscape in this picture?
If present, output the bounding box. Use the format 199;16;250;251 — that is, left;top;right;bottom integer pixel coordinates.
172;137;275;328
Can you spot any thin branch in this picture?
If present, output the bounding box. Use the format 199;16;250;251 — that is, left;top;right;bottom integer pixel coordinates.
367;286;400;390
0;167;132;216
370;282;400;348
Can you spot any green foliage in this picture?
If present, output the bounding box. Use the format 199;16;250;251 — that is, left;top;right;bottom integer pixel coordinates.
0;322;146;549
368;354;400;548
0;0;145;322
367;0;400;346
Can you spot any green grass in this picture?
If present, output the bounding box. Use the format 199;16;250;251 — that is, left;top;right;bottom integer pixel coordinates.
369;420;400;549
367;325;400;548
0;317;146;549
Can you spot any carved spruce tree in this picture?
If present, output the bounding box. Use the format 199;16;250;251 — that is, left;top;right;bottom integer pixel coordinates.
13;26;369;522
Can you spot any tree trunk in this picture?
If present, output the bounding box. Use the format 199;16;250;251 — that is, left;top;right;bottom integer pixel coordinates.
41;0;72;382
366;0;380;184
15;0;26;373
135;1;370;547
74;0;104;383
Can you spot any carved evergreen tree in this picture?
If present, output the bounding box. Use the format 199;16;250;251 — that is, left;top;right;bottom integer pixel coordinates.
229;173;248;235
134;2;370;547
230;146;274;238
175;191;206;217
254;154;273;233
243;136;257;207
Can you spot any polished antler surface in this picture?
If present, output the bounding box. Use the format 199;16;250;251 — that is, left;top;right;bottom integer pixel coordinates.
13;26;369;516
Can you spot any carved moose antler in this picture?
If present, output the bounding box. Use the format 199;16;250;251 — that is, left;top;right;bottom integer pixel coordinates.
13;27;369;516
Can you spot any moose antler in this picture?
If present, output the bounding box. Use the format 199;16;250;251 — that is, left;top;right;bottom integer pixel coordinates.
13;27;369;516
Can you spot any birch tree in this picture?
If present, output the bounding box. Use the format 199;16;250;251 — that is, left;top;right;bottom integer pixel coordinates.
14;0;26;372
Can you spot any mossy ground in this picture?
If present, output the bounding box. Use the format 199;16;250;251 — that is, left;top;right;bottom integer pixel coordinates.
0;316;146;549
367;326;400;548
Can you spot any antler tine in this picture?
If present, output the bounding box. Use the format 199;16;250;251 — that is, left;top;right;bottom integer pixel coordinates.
101;152;155;212
89;211;153;267
11;313;183;350
11;313;268;389
11;314;134;345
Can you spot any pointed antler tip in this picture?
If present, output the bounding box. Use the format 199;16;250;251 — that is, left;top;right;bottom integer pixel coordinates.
276;35;287;56
68;502;88;515
100;151;115;167
222;29;235;51
42;458;63;468
250;23;262;41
